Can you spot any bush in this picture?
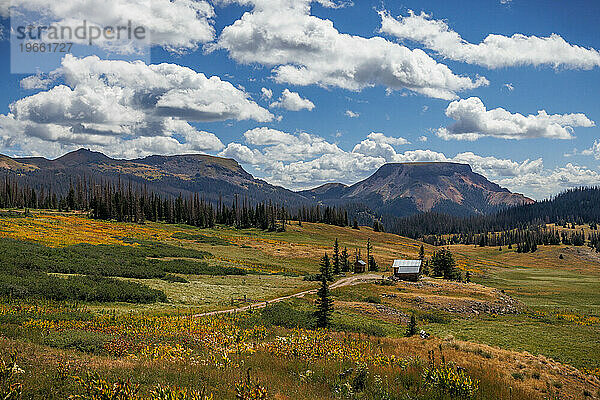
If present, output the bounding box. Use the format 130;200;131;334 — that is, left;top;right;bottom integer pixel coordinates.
334;322;386;337
0;238;212;279
0;271;166;303
43;330;110;354
511;372;524;381
364;295;381;304
260;302;315;329
422;364;479;398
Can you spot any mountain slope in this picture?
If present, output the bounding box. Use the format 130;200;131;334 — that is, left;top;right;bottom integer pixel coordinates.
0;150;533;217
2;149;310;206
301;162;533;217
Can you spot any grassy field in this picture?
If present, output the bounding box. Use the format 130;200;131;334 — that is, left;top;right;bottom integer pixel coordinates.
0;210;599;399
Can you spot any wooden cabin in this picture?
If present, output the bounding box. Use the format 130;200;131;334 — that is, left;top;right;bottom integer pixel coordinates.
391;259;421;281
354;259;367;273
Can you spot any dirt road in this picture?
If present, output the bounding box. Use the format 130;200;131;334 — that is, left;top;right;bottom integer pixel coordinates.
193;273;384;318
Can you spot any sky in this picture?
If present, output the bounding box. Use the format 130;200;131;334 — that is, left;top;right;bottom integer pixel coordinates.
0;0;599;199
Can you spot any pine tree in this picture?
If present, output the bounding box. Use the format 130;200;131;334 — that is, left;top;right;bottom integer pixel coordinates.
352;219;359;230
315;272;333;329
368;255;378;272
430;248;459;280
419;245;425;260
341;246;350;273
405;313;417;337
320;253;333;282
366;238;372;271
332;238;340;275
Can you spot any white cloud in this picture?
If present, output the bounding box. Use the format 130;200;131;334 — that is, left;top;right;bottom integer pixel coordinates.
345;110;360;118
244;127;297;145
20;74;55;90
418;135;428;142
582;140;600;159
7;0;215;52
216;126;600;199
380;10;600;70
261;87;273;99
270;89;315;111
497;163;600;199
212;0;487;100
0;55;275;158
504;83;514;91
436;97;594;141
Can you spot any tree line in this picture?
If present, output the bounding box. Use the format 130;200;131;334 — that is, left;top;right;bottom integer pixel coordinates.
0;176;349;231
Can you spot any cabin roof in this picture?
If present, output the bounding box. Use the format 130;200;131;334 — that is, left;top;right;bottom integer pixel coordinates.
392;259;421;274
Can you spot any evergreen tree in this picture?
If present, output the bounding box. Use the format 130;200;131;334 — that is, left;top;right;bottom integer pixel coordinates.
320;253;333;282
315;272;333;329
368;255;378;272
341;247;350;273
352;219;359;230
405;313;418;337
419;245;425;261
430;248;460;280
366;238;373;271
332;238;340;275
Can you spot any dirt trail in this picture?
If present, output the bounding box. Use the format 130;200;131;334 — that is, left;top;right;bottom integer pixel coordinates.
193;273;383;317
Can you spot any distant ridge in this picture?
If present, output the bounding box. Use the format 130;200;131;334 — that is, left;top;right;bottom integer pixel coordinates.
0;149;532;217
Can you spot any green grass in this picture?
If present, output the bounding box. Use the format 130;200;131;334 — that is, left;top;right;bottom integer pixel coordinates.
475;266;600;314
425;314;600;369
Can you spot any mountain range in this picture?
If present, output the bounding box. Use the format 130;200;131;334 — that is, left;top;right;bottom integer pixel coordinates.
0;149;533;217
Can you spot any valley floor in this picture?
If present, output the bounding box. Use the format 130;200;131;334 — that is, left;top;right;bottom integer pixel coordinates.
0;210;599;399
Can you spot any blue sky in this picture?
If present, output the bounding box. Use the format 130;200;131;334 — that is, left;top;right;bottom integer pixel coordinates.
0;0;599;199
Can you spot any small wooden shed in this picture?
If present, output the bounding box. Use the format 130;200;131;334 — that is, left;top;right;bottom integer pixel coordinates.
354;259;367;273
391;259;421;281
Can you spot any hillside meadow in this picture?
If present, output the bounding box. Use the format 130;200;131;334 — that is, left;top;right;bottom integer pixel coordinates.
0;210;598;399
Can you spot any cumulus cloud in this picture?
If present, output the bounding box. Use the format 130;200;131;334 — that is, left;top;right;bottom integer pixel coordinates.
0;55;275;158
261;87;273;99
7;0;215;52
436;97;594;141
270;89;315;111
345;110;359;118
418;135;428;142
380;10;600;70
497;163;600;199
20;74;55;90
582;140;600;159
212;0;487;100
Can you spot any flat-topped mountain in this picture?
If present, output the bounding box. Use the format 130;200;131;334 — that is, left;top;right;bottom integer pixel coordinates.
300;162;533;217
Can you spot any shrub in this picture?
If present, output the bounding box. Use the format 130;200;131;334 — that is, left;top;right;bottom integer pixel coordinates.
0;272;166;303
364;295;381;304
511;372;524;381
422;364;479;398
43;330;110;354
260;302;315;329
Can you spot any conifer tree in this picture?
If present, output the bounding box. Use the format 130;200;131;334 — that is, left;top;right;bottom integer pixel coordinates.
320;253;333;282
341;246;350;273
315;272;333;329
366;238;372;271
405;313;417;337
332;238;340;275
419;245;425;261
